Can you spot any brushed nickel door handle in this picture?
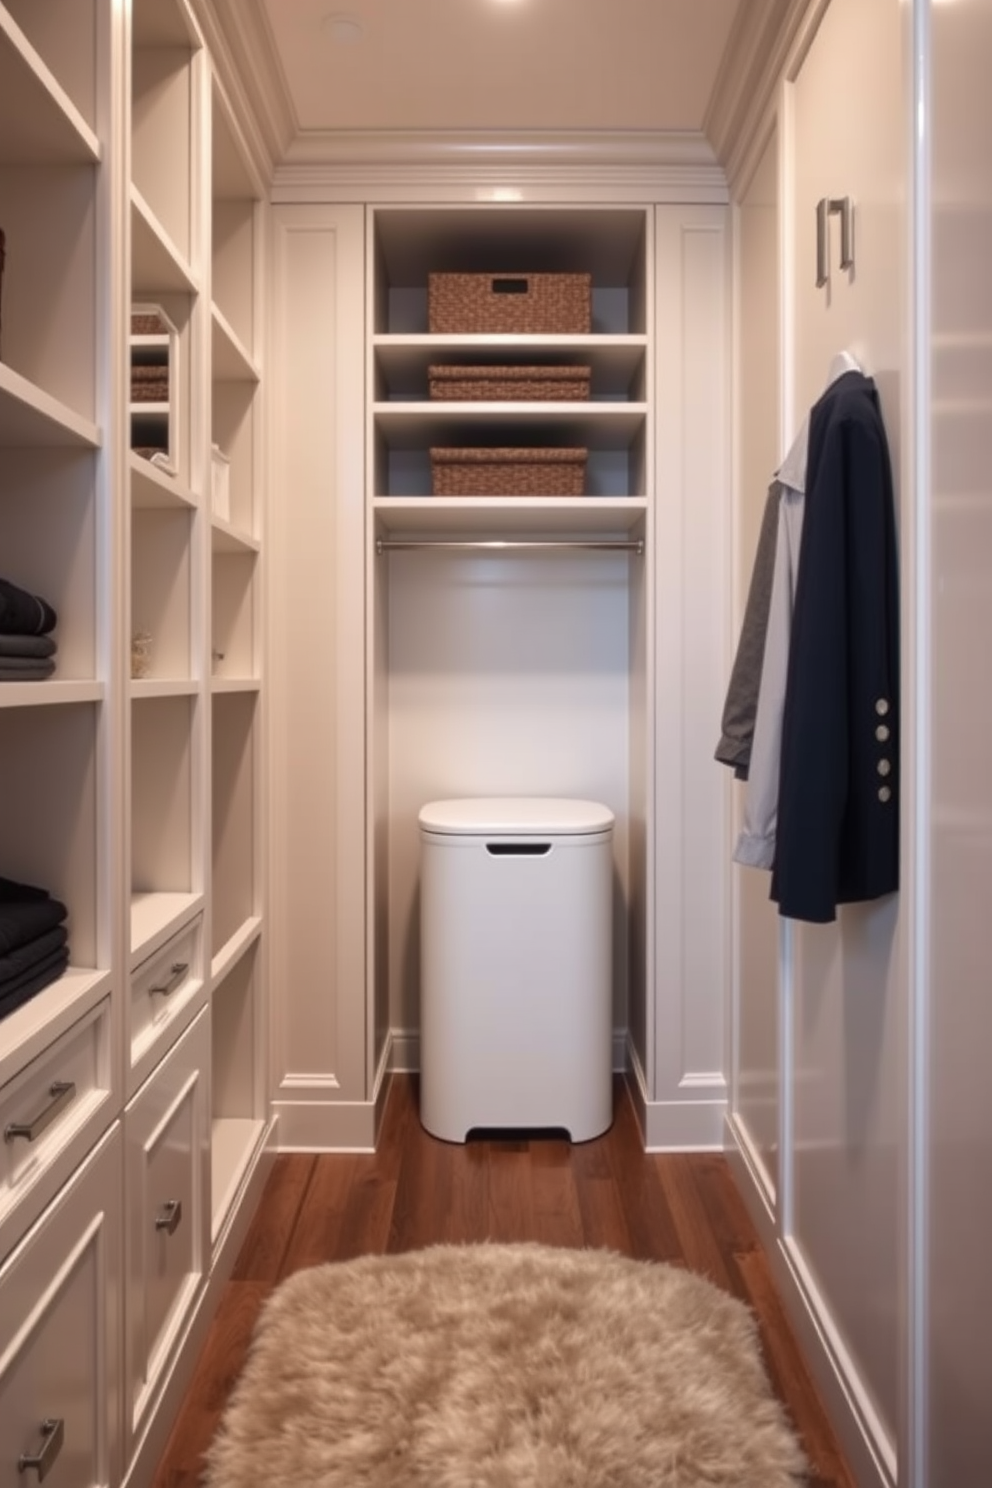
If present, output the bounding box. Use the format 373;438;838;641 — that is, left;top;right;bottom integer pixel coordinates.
18;1418;64;1480
149;961;188;997
155;1198;183;1235
5;1081;76;1143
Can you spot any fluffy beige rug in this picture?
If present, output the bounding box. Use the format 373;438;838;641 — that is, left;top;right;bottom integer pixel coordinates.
204;1242;807;1488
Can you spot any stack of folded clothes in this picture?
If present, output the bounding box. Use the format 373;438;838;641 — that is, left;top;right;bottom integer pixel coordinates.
0;875;70;1020
0;574;58;679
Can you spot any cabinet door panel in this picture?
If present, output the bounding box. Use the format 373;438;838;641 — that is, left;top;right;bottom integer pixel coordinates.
0;1124;121;1488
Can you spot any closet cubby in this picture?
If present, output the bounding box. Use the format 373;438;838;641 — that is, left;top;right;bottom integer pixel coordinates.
211;691;258;957
210;941;264;1242
0;448;99;682
368;207;650;530
2;1;99;137
130;695;198;926
130;0;199;273
211;377;259;536
211;547;257;681
130;507;193;684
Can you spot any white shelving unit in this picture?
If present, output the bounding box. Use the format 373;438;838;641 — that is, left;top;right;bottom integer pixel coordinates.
365;203;652;1089
0;2;271;1482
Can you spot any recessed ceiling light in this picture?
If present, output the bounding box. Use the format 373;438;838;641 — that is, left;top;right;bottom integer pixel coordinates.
322;12;363;44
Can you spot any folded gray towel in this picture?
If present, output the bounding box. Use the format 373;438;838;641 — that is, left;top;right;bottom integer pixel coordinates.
0;634;57;658
0;660;56;680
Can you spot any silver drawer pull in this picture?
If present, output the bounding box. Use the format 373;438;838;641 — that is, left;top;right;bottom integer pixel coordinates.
155;1198;183;1235
5;1082;76;1144
149;961;188;997
18;1418;64;1480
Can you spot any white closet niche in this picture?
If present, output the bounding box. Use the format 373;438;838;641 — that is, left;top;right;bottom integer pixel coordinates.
370;206;650;518
130;0;199;272
367;203;654;1072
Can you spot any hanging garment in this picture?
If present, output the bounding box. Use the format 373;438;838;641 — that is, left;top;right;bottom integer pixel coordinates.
771;368;899;922
718;362;899;923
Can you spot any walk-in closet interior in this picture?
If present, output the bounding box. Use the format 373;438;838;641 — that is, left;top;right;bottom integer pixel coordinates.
1;1;989;1485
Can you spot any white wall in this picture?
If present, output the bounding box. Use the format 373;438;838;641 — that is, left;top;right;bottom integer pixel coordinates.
728;2;908;1483
924;1;992;1479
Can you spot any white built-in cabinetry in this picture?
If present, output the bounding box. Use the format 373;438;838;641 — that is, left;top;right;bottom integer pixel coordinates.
268;184;730;1150
0;0;271;1480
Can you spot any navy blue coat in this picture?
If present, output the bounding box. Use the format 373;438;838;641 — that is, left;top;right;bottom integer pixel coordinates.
770;371;899;923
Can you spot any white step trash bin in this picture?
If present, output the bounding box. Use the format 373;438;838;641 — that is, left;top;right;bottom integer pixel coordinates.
418;797;614;1143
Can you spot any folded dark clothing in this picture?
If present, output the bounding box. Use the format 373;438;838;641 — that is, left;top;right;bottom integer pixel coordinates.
0;654;57;671
0;634;57;658
0;948;70;1021
0;880;68;957
0;875;55;903
0;661;56;680
0;576;57;636
0;925;68;988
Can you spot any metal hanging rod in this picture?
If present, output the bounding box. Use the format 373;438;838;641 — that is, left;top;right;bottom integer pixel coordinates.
376;537;644;555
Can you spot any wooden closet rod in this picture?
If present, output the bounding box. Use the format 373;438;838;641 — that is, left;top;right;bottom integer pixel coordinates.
375;537;644;555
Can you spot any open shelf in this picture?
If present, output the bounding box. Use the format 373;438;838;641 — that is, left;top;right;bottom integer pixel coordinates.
373;496;648;539
0;6;100;165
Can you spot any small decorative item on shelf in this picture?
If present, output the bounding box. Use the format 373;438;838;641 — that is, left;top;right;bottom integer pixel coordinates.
210;443;231;522
130;629;152;679
428;365;591;402
428;272;592;335
130;302;178;473
211;648;225;674
430;447;587;498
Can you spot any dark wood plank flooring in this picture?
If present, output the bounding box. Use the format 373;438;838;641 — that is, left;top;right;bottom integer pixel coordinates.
152;1073;855;1487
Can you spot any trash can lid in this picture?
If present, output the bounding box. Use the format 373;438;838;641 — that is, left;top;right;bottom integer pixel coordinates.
418;797;615;837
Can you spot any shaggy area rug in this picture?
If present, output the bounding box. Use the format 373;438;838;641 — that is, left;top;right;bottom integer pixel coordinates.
204;1242;807;1488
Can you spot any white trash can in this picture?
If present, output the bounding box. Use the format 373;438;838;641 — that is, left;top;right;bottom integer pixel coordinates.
418;797;614;1143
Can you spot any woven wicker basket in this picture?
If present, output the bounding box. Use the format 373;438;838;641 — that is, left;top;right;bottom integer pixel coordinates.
131;309;169;336
428;364;591;402
428;273;591;335
431;447;587;498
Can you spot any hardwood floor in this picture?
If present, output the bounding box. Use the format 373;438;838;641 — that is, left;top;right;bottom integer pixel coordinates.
152;1073;855;1487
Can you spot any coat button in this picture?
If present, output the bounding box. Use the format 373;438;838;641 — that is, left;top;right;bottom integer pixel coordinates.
876;724;890;742
877;759;892;777
875;698;890;716
878;786;892;803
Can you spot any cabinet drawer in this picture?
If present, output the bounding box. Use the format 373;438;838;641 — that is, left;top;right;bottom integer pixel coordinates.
125;1006;209;1448
0;1122;122;1488
130;916;203;1074
0;998;113;1261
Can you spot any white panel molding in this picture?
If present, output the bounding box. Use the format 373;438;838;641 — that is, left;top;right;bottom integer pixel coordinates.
726;1127;895;1488
190;0;291;176
272;156;728;207
705;0;830;197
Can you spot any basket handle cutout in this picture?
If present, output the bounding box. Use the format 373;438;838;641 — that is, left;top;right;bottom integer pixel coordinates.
491;277;530;295
486;843;552;856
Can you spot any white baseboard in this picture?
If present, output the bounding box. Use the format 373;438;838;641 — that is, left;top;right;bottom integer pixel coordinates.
724;1111;896;1488
624;1039;726;1150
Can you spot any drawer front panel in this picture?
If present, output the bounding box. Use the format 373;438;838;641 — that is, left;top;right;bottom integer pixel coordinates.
125;1007;208;1444
0;1124;122;1488
0;998;113;1260
130;917;203;1077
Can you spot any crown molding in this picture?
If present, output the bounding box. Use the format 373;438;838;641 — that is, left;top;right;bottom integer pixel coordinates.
193;0;296;180
704;0;823;197
271;133;727;205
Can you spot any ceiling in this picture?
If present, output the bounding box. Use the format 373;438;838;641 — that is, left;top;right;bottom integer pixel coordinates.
248;0;744;141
